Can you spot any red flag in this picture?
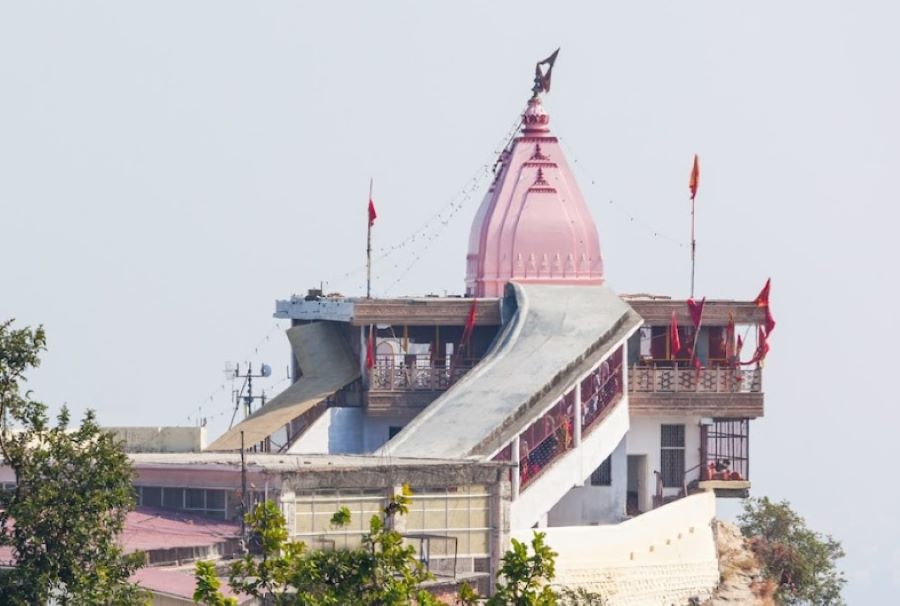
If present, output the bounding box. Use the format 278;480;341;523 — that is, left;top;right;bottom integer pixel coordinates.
461;298;478;345
689;154;700;201
687;297;706;330
764;306;776;335
365;325;376;370
754;278;771;307
368;198;377;227
670;311;682;358
725;312;736;359
756;325;770;363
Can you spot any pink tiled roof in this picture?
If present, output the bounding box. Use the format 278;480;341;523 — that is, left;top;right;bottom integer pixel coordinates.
131;565;249;602
0;507;239;561
121;507;239;552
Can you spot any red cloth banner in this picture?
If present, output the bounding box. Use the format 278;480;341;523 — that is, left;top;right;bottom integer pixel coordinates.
725;312;736;359
687;297;706;329
754;278;771;307
461;298;478;345
365;325;376;370
368;198;377;227
764;306;776;336
689;154;700;201
670;311;682;357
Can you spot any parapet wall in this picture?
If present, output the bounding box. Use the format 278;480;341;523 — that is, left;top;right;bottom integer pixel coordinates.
107;426;207;453
513;492;719;606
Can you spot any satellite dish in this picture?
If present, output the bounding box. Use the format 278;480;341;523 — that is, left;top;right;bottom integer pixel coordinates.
260;363;272;378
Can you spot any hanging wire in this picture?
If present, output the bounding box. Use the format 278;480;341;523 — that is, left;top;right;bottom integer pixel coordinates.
187;322;285;426
556;135;689;249
189;108;528;423
377;113;524;295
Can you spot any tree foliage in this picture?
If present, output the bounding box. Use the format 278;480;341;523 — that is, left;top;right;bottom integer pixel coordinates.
0;320;147;605
459;533;606;606
487;533;558;606
194;485;440;606
739;497;845;605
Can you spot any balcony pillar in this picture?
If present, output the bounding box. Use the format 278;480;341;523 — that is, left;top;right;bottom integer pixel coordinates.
573;382;582;448
511;436;521;501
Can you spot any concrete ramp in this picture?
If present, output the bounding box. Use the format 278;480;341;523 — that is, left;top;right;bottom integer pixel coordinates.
383;283;641;459
208;322;359;451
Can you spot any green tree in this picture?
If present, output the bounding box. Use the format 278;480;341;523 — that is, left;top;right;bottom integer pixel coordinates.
738;497;845;605
487;533;558;606
194;485;440;606
462;533;606;606
0;320;148;605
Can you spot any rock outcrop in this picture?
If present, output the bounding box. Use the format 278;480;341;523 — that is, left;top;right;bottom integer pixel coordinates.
704;520;776;605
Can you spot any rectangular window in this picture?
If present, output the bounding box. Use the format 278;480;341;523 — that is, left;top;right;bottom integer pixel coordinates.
206;489;226;511
661;424;685;488
162;487;183;510
590;455;612;486
141;486;162;508
185;488;205;509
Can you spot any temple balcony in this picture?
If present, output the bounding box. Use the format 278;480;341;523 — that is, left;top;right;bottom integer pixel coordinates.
628;364;764;419
649;418;752;506
366;354;480;416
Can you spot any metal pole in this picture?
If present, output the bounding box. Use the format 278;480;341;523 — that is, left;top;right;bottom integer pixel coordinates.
240;430;247;549
690;196;696;299
367;178;373;299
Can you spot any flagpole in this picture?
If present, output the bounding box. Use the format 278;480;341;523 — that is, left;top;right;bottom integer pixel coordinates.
690;195;696;299
367;178;373;299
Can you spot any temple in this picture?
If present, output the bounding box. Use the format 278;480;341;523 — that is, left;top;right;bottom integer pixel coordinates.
17;56;773;604
465;94;604;296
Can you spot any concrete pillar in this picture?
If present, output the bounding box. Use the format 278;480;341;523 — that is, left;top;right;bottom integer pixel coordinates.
360;325;371;391
388;484;407;533
490;478;511;596
511;436;521;501
573;381;582;448
280;490;296;537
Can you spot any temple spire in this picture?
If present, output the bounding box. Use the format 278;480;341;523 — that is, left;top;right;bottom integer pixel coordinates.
465;50;604;297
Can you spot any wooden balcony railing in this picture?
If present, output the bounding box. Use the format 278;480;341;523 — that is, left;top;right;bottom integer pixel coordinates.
370;354;477;392
629;365;761;394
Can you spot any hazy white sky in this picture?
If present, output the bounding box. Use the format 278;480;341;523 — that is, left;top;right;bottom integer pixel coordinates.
2;1;898;601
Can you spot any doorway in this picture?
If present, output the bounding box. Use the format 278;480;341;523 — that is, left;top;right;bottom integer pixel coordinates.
627;455;647;516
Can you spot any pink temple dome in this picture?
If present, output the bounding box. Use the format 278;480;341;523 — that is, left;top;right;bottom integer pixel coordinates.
465;96;604;297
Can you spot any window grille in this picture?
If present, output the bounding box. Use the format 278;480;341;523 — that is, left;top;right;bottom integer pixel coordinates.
136;486;229;519
660;424;685;488
704;418;750;481
590;455;612;486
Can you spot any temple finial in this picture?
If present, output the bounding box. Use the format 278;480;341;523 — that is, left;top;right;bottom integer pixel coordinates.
532;48;560;97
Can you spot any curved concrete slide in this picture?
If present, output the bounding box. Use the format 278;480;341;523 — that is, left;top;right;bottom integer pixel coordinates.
208;321;359;451
383;283;642;460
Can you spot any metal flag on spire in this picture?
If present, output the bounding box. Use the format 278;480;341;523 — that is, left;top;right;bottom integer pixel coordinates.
533;48;560;95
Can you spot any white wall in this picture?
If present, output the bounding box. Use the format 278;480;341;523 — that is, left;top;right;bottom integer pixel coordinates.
513;492;719;606
548;437;628;526
627;415;703;512
510;396;630;530
288;407;364;454
106;426;207;453
363;412;417;452
287;408;419;454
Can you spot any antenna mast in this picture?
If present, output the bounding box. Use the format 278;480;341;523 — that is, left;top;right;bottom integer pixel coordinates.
227;362;273;429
